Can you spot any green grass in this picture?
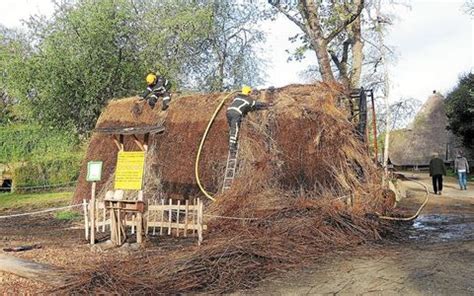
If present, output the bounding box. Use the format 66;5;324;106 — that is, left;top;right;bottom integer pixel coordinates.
55;210;81;221
0;191;73;212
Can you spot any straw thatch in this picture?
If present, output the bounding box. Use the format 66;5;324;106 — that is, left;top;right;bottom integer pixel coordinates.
65;83;395;294
389;92;472;166
73;83;375;203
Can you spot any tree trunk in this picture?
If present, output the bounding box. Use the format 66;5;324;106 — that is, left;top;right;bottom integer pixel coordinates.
310;37;336;82
300;0;336;82
350;8;363;89
217;54;225;91
375;1;391;180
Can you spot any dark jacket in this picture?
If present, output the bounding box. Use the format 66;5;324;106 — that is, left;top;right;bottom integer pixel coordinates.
141;76;171;99
429;157;446;176
226;94;268;117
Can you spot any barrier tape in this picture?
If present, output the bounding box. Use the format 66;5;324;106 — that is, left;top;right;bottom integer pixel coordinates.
0;204;82;219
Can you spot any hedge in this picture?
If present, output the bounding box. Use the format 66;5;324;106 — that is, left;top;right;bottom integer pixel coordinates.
12;152;82;191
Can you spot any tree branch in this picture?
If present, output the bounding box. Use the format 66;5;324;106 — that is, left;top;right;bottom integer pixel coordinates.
325;0;365;43
341;39;351;64
328;50;341;70
268;2;307;34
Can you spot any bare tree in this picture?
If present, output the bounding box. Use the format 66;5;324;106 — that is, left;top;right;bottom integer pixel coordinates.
375;98;423;136
268;0;364;89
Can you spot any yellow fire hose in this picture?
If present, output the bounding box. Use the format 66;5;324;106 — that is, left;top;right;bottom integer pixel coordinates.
195;91;239;201
377;177;430;221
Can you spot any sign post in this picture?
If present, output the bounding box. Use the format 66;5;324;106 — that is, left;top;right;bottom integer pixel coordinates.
113;151;146;244
87;161;103;245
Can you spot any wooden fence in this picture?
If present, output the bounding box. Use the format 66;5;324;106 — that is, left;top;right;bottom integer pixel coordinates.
83;198;206;245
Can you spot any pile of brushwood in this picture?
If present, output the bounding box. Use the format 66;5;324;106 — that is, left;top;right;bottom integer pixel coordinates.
62;83;396;294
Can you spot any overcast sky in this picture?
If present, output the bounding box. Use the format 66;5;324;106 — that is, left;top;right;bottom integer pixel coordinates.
0;0;472;103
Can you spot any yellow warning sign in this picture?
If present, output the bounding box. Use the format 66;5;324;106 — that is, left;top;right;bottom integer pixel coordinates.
114;151;145;190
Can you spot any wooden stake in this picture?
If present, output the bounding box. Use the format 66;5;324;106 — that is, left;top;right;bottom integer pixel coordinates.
137;212;143;244
90;182;96;245
176;200;181;237
160;199;164;235
110;209;116;243
192;199;196;236
168;199;172;235
184;200;189;237
83;199;89;240
198;198;203;245
117;210;122;246
131;214;135;234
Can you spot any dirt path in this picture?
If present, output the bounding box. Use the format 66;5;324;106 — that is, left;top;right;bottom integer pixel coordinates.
237;173;474;295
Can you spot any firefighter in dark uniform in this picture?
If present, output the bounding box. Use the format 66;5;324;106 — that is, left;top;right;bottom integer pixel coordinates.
226;86;271;151
140;72;172;110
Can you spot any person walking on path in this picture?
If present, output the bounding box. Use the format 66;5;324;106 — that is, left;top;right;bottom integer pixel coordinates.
454;151;469;190
429;153;446;195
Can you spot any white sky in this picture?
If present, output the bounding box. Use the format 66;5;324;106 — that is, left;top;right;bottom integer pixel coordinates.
0;0;472;103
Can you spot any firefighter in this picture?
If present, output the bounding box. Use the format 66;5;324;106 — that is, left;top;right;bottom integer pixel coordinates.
139;72;172;110
226;85;271;151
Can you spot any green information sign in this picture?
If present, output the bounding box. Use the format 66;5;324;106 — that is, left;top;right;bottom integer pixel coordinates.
87;161;103;182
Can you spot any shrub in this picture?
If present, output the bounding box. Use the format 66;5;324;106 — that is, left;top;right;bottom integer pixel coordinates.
12;152;82;191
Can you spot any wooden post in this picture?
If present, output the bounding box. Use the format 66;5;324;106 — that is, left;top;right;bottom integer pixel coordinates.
197;198;203;245
168;199;172;235
110;209;116;243
184;200;189;237
83;199;89;240
117;209;122;246
137;212;143;244
160;199;164;235
192;199;197;236
176;200;181;237
90;182;96;245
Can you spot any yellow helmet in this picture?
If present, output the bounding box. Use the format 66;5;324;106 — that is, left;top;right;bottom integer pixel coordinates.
241;85;252;95
146;73;157;86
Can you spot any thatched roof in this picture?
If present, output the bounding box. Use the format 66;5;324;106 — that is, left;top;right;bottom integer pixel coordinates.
389;92;471;166
72;83;384;204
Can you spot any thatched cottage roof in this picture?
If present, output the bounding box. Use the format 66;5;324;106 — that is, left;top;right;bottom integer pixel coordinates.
72;83;385;204
389;92;471;166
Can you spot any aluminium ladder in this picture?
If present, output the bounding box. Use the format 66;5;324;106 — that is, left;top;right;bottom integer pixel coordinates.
222;145;239;192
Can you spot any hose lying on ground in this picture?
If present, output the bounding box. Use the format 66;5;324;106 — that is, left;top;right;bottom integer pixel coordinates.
377;176;430;221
